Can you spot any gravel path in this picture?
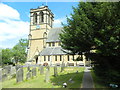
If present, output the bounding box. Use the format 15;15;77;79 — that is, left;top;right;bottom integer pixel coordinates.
81;67;94;88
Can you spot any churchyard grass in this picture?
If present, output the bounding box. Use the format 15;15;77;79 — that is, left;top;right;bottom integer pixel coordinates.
91;70;108;88
2;66;84;88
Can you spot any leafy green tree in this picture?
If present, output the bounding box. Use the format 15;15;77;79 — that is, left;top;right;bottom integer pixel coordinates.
60;2;94;55
2;48;13;65
0;48;2;66
92;2;120;56
60;2;120;84
60;2;120;55
12;39;28;64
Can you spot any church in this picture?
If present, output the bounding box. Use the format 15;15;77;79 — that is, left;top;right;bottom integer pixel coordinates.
27;6;90;66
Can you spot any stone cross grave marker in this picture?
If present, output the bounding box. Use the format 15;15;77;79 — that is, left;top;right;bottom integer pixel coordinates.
54;65;58;77
45;66;50;82
16;68;24;83
31;67;36;77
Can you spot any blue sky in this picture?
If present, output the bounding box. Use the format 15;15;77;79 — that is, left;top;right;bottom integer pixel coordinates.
0;2;79;49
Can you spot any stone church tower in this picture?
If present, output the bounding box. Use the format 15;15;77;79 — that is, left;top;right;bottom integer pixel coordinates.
27;6;89;66
27;6;54;63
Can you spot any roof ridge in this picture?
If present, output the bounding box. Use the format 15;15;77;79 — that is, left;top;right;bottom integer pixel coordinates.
52;27;63;29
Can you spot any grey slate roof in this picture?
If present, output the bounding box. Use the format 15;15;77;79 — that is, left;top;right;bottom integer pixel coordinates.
46;27;63;42
39;47;67;56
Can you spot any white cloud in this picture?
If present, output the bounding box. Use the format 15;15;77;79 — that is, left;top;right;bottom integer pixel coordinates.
53;15;72;27
0;3;29;49
0;3;20;20
0;20;29;41
53;17;67;27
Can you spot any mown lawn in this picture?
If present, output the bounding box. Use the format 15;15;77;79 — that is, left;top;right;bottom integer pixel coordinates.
91;70;108;88
2;67;84;88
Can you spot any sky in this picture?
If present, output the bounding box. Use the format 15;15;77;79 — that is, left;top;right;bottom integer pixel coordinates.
0;2;79;49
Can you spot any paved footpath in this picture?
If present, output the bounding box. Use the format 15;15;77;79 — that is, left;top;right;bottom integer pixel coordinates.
81;67;94;88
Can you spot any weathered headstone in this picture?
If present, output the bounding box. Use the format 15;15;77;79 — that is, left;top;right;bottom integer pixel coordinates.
0;69;2;90
0;68;2;82
2;68;8;81
45;66;50;82
8;65;12;74
31;67;36;77
2;65;13;80
39;66;44;75
54;66;57;77
27;66;31;71
61;62;65;72
3;65;12;74
2;74;7;81
66;63;68;67
10;67;16;78
16;68;24;83
26;71;31;80
15;65;21;71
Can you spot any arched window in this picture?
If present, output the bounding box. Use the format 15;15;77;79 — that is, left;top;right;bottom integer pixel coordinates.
55;56;57;61
33;13;37;24
44;56;46;61
48;15;50;25
40;11;44;22
36;56;38;64
68;55;69;61
48;56;50;61
43;32;47;38
43;32;47;48
60;55;62;61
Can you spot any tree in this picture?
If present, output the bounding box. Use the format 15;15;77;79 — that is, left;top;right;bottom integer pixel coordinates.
2;48;13;65
12;39;28;64
60;2;120;84
91;2;120;56
60;2;94;55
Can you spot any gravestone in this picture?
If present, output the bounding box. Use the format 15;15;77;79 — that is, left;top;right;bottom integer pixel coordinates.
2;74;7;81
0;68;2;90
31;68;36;77
39;66;44;75
3;65;12;74
8;65;12;74
0;68;2;82
61;62;65;72
26;71;31;80
15;65;21;71
10;67;16;79
54;66;57;77
27;66;31;71
66;63;68;67
45;66;50;82
2;68;8;81
2;65;13;80
16;68;24;83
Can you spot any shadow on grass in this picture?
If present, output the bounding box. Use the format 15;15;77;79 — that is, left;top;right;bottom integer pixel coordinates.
50;71;84;88
91;70;109;88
